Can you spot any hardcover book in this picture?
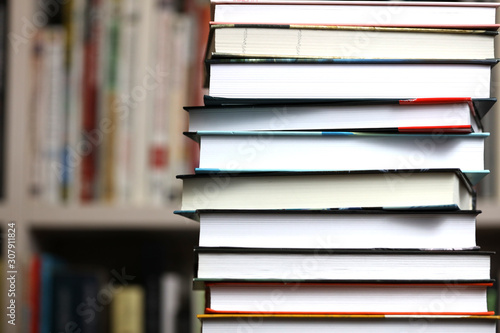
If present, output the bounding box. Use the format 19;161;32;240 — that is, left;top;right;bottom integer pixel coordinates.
208;24;497;60
178;169;476;211
203;281;493;315
189;131;489;185
211;0;500;28
195;247;493;281
176;209;480;250
187;97;495;133
207;58;497;99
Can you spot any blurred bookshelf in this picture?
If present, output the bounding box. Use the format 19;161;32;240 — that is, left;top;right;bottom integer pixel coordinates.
2;0;500;332
2;0;209;331
27;229;200;333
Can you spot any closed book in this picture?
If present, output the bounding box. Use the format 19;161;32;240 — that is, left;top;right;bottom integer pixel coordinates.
186;97;494;133
204;281;494;315
195;248;492;281
208;24;497;60
178;169;476;211
176;209;480;250
211;0;500;29
207;58;496;99
190;131;488;185
198;313;500;333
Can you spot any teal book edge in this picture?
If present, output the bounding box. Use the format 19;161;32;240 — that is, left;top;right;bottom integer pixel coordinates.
193;169;489;186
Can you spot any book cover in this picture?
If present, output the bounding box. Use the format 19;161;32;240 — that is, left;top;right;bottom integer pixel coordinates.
186;97;496;133
202;96;496;118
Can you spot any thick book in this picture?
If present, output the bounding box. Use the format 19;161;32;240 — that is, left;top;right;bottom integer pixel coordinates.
207;58;497;99
175;209;480;250
198;313;500;333
160;273;183;333
204;281;494;315
187;97;495;133
189;131;488;185
208;24;497;60
211;0;500;29
195;248;492;281
178;169;476;211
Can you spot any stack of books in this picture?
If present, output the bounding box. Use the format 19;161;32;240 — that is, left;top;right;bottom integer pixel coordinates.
176;1;500;332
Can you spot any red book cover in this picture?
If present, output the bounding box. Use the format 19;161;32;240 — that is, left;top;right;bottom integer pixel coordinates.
80;0;101;202
29;255;41;333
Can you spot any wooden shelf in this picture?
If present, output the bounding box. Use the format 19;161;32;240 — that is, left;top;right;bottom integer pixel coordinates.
25;204;199;230
18;199;500;229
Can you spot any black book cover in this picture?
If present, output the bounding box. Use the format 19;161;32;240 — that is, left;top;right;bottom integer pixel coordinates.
175;208;481;222
190;97;497;114
195;247;494;255
206;58;500;65
201;96;496;122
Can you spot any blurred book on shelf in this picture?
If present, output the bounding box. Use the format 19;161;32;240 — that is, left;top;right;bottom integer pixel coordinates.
111;285;145;333
27;0;210;206
28;243;196;333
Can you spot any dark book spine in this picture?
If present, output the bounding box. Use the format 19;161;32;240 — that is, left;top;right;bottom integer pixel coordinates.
145;275;160;333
